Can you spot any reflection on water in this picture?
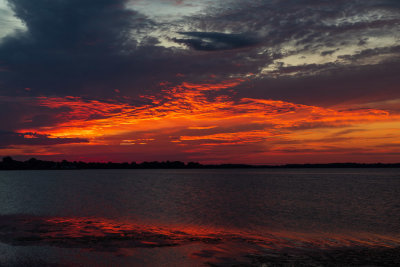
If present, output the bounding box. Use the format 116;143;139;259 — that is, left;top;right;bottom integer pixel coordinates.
0;168;399;265
1;215;399;249
0;214;399;266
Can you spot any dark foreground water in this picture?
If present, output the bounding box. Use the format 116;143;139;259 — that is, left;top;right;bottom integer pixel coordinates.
0;169;399;266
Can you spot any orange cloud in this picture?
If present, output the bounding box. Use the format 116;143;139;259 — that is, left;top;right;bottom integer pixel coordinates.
9;80;400;163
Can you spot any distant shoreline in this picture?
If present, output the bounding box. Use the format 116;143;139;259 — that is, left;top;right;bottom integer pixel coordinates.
1;157;400;170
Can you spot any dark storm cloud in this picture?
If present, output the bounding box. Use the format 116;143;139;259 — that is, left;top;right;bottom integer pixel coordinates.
0;0;399;107
172;32;261;51
0;132;88;148
0;0;154;96
0;0;266;99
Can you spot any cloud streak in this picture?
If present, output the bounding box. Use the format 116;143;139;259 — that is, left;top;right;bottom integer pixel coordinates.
173;32;261;51
0;131;88;148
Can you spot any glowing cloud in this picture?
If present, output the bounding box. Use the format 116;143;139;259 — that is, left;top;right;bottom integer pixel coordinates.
6;80;399;163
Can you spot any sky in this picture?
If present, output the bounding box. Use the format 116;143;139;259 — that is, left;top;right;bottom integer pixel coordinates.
0;0;399;164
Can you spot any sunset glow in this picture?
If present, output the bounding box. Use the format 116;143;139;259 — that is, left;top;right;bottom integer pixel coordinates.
1;0;399;163
0;80;396;163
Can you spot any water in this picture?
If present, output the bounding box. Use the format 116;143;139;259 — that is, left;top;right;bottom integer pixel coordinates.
0;169;399;266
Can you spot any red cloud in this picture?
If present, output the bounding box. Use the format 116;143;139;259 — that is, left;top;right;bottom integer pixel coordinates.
7;80;399;163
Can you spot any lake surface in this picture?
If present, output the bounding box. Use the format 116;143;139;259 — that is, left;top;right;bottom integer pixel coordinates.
0;169;399;266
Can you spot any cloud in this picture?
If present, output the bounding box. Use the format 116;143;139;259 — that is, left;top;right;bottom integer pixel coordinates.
0;0;266;99
0;131;88;148
173;31;261;51
10;81;397;147
1;81;399;163
0;0;154;96
1;0;397;106
237;59;400;106
0;0;25;38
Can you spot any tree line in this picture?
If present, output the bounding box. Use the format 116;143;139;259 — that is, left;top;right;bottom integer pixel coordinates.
0;156;399;170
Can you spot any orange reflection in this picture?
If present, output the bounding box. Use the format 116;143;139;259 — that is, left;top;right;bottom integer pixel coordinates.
2;215;398;266
3;215;399;250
